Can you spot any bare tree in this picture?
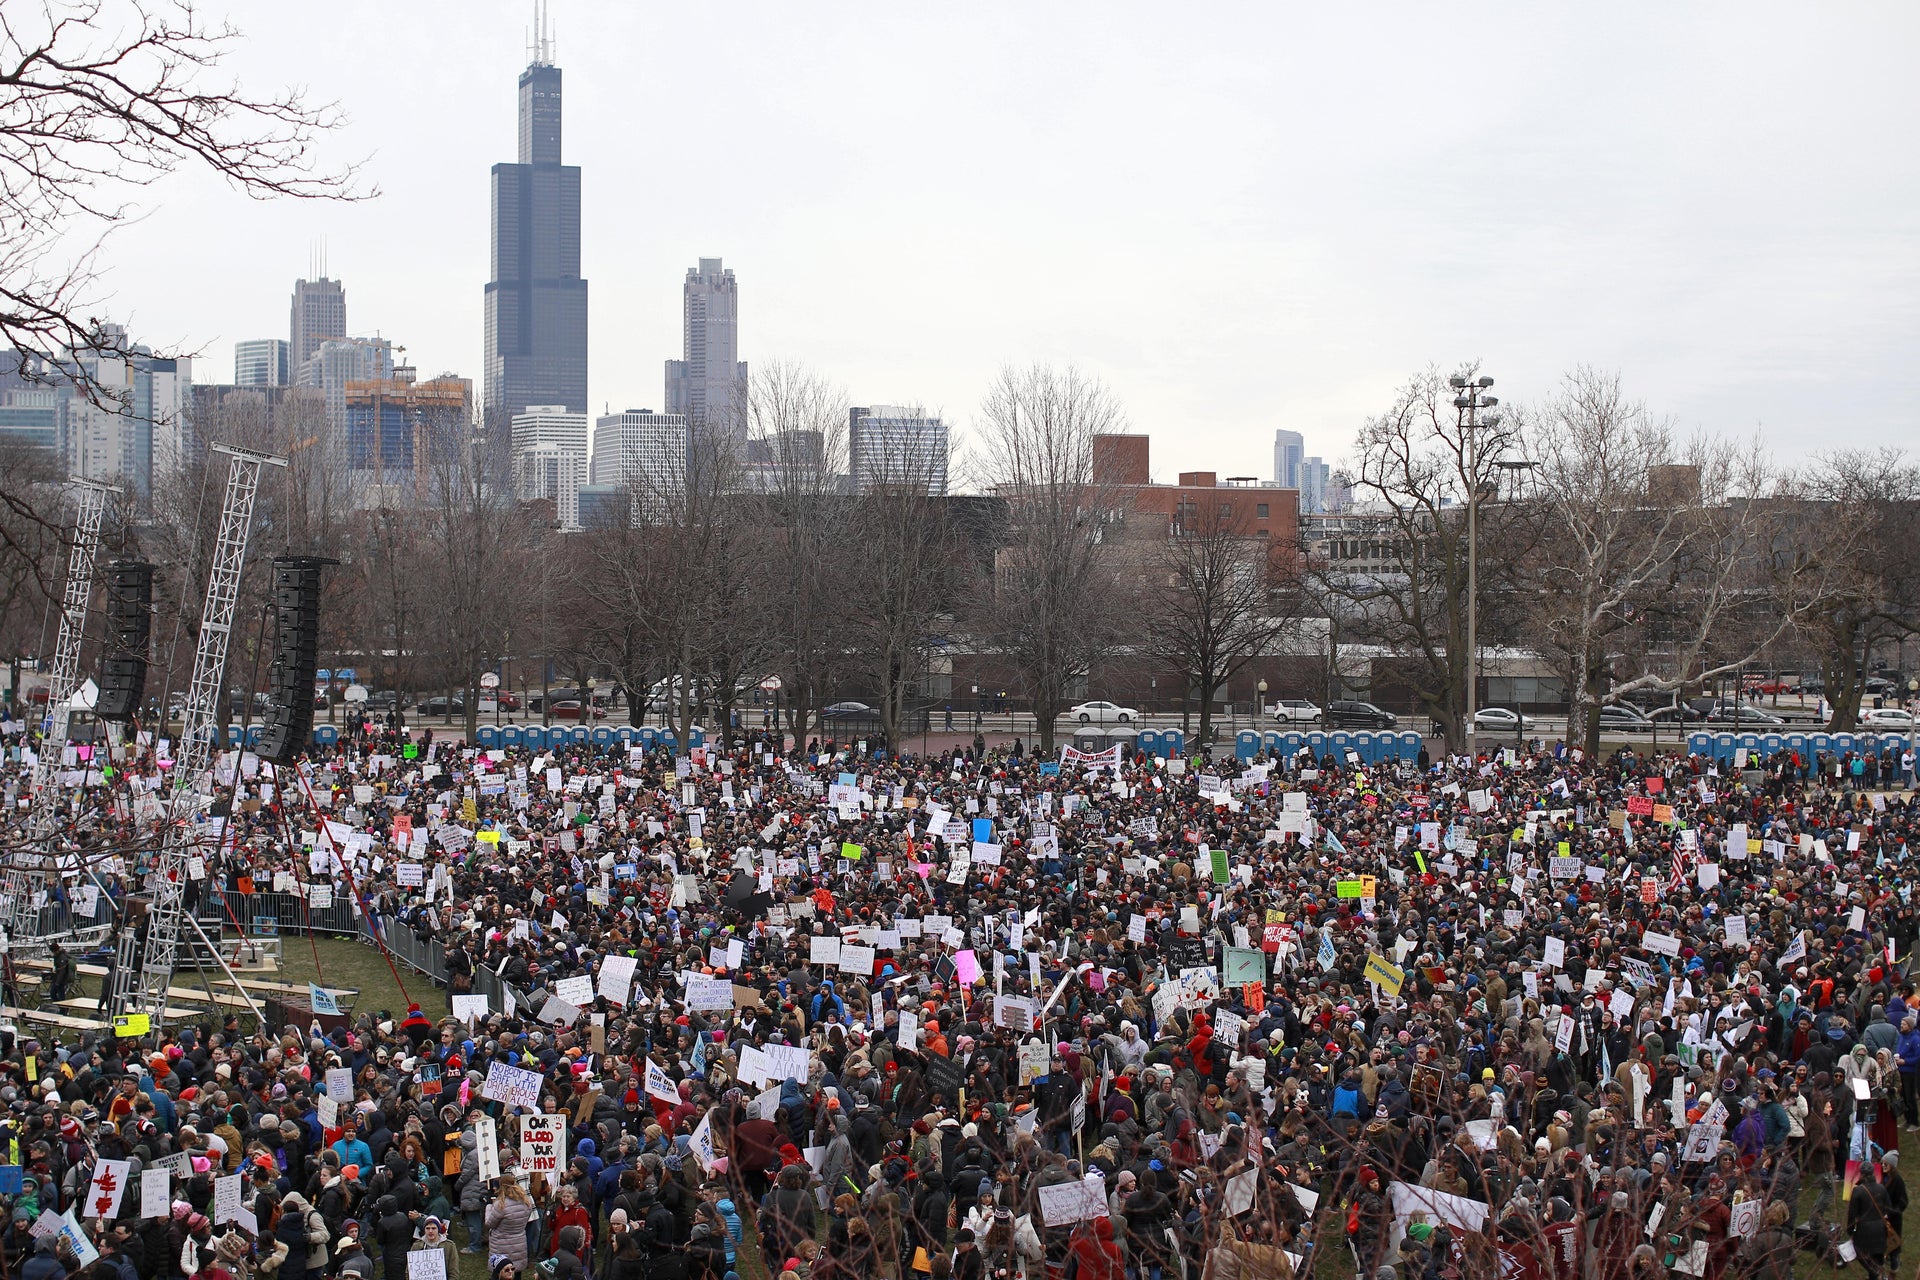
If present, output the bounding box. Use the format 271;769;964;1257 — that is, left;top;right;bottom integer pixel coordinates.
1778;449;1920;729
843;404;961;748
581;415;760;750
0;441;63;704
971;365;1129;754
1519;368;1794;755
0;1;362;418
748;361;852;746
1308;366;1531;749
1140;498;1300;746
414;412;523;741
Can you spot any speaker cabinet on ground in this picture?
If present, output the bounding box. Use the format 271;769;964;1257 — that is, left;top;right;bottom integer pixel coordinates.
257;555;332;763
95;560;153;721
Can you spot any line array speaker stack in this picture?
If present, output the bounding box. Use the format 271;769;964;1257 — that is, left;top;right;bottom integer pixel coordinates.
257;556;332;763
95;560;154;721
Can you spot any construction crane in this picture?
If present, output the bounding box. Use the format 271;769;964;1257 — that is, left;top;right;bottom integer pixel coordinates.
107;444;285;1032
6;479;118;951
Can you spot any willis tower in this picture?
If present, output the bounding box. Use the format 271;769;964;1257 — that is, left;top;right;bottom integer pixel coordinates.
484;15;587;421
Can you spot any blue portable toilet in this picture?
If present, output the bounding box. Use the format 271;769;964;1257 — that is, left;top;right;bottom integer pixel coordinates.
1785;733;1808;757
1235;731;1260;761
591;727;615;750
1761;733;1782;757
1134;728;1159;756
1160;729;1184;758
1687;733;1711;756
500;725;523;749
476;726;500;749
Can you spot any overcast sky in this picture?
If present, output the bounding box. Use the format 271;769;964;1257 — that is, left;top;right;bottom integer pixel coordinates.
101;2;1920;482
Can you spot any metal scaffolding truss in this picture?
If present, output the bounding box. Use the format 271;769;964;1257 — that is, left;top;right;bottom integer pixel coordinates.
108;443;286;1030
7;479;117;948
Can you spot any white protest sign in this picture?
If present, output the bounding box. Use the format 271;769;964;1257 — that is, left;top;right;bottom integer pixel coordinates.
1037;1176;1108;1225
84;1159;130;1219
519;1113;565;1175
552;975;595;1007
598;955;638;1005
140;1167;170;1219
213;1172;244;1224
451;994;490;1025
481;1061;544;1110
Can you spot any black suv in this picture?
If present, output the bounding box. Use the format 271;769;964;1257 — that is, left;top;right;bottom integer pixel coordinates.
1323;700;1398;729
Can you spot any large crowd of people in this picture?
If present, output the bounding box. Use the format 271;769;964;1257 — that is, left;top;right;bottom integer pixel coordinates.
3;713;1919;1280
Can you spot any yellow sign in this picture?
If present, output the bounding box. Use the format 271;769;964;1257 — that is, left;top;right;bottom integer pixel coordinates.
460;796;478;822
112;1014;151;1038
1362;954;1406;997
1337;880;1363;898
1360;875;1378;899
476;830;501;844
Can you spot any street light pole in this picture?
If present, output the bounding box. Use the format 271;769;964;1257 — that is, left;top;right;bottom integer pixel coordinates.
1451;374;1499;759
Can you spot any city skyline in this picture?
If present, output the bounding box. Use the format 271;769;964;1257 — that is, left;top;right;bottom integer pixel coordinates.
85;2;1920;481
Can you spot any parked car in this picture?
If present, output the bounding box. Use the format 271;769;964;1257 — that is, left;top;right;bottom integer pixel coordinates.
1703;703;1785;725
1646;703;1706;723
1861;707;1915;727
1267;699;1323;724
1472;707;1535;730
821;701;875;719
547;699;606;721
364;690;400;711
1596;704;1654;728
1792;677;1825;695
1069;700;1137;725
1323;700;1397;729
1748;679;1793;696
488;691;522;711
415;696;466;716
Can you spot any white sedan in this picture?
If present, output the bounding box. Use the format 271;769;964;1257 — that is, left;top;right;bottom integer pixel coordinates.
1472;707;1536;730
1862;708;1915;727
1070;700;1137;725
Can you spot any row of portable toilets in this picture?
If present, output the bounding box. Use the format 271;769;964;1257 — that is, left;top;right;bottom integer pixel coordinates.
216;723;1906;767
1233;730;1426;763
1684;731;1913;766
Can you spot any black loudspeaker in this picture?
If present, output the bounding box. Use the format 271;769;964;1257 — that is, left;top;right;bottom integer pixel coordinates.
257;555;331;763
96;561;153;721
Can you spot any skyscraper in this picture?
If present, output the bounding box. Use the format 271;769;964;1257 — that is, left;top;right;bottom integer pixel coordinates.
235;339;290;387
1301;456;1331;514
298;336;394;437
511;404;589;505
64;324;191;504
1272;429;1304;490
484;24;588;422
289;278;346;370
849;405;949;495
592;408;688;519
664;259;746;440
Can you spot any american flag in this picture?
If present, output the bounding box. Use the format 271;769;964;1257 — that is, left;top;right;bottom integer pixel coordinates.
1668;843;1693;892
